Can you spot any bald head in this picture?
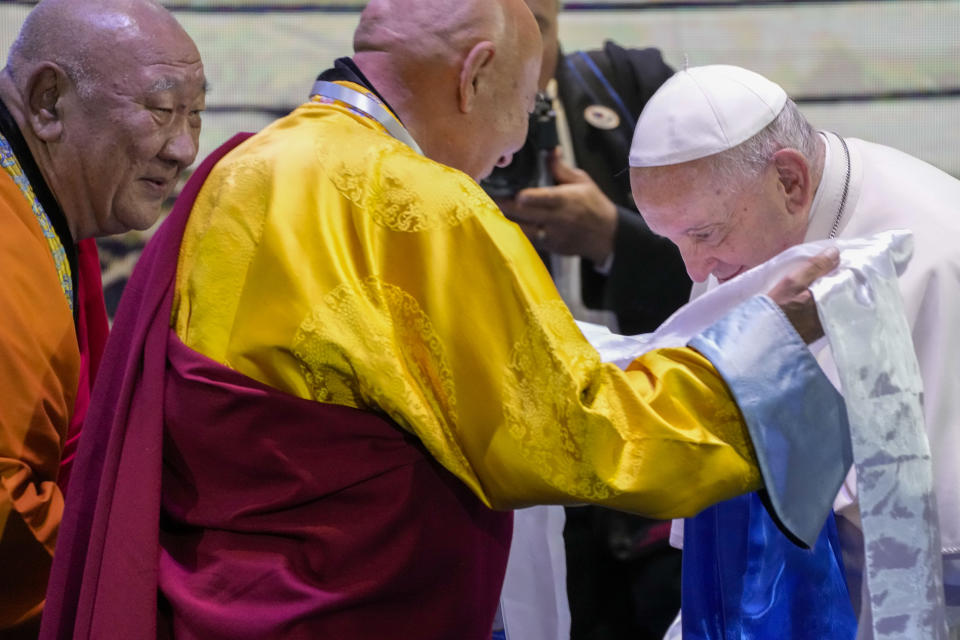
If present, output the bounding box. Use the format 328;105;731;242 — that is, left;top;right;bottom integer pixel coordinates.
351;0;542;180
1;0;205;241
355;0;507;66
6;0;192;98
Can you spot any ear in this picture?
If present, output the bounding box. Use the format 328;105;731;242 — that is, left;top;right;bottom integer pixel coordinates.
24;64;68;142
458;40;495;114
772;148;812;215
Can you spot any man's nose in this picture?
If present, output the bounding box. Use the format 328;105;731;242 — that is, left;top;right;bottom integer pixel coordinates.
160;119;200;169
679;244;715;283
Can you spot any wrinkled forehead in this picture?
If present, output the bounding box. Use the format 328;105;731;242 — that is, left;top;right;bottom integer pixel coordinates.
630;161;714;201
87;7;200;66
91;22;203;91
631;163;731;224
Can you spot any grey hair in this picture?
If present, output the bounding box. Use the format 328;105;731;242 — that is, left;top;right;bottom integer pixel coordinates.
706;98;819;191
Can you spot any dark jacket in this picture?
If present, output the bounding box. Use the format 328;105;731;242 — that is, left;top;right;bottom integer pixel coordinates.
556;42;692;334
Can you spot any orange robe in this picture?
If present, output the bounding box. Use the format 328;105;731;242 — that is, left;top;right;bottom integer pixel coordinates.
0;165;108;633
0;167;77;630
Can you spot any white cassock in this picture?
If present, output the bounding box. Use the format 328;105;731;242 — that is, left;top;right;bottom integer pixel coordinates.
681;130;960;635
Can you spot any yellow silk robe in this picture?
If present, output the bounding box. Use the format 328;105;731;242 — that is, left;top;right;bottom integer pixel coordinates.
171;92;759;518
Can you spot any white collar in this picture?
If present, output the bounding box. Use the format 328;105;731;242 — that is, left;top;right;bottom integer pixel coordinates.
804;132;853;242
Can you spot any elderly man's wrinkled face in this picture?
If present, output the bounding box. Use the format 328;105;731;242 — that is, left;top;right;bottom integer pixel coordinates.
60;25;205;235
631;160;805;283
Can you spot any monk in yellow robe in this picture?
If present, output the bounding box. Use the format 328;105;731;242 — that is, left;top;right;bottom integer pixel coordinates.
42;1;847;639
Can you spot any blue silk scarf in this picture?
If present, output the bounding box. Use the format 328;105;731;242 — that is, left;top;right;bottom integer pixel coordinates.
681;492;857;640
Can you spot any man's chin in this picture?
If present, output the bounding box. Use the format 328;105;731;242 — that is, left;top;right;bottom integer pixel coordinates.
115;205;167;234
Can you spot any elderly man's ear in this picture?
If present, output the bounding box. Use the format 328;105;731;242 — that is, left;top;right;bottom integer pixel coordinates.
25;64;67;141
772;147;813;215
458;40;495;114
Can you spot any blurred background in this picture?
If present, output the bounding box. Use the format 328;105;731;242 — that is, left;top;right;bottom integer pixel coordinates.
2;0;959;313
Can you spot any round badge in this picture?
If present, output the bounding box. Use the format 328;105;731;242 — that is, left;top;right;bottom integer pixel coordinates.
584;104;621;131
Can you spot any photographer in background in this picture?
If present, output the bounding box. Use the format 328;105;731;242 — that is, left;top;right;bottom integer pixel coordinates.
491;0;691;336
486;1;692;638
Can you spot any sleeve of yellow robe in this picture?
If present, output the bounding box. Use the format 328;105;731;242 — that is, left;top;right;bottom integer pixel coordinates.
173;103;760;519
0;171;76;627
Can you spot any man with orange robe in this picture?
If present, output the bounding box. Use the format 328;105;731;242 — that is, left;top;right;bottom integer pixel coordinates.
0;0;205;633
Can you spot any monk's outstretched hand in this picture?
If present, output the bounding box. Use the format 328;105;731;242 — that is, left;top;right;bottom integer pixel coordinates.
766;248;841;344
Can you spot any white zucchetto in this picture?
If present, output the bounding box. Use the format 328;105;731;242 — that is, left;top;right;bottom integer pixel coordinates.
628;64;787;167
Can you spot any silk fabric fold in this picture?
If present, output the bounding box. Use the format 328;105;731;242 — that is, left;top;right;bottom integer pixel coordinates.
681;496;856;639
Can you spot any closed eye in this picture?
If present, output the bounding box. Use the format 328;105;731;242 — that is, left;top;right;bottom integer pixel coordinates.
686;222;727;243
150;107;174;124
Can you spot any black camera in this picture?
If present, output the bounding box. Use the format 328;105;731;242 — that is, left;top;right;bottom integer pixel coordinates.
480;91;559;199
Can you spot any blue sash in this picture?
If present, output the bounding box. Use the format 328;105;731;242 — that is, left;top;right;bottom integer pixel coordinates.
682;492;857;639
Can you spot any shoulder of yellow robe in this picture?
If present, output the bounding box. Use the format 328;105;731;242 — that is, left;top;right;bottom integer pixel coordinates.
172;99;540;380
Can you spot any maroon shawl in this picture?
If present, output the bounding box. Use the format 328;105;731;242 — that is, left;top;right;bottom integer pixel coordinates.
41;134;512;640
